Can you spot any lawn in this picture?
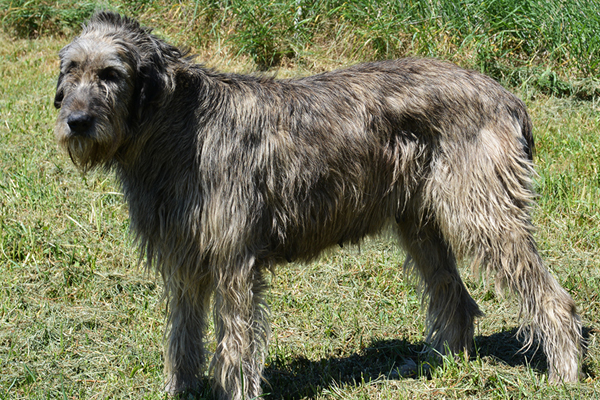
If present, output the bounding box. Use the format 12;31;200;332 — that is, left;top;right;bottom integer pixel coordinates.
1;1;600;399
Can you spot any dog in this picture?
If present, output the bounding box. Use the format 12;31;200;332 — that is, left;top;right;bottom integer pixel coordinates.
54;11;582;399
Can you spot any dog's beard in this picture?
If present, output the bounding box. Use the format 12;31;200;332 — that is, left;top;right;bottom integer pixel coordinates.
56;121;121;172
66;136;103;171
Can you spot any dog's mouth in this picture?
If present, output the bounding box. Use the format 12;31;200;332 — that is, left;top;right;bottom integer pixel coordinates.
62;134;99;170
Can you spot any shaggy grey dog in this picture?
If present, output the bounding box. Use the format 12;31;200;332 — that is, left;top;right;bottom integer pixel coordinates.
54;11;582;399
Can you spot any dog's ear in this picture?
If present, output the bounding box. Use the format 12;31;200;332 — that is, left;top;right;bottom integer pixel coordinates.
133;36;183;121
54;71;65;109
135;63;164;119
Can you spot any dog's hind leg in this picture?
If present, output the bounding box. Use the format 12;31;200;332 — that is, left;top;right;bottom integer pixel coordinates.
211;261;270;400
397;218;483;356
425;122;582;381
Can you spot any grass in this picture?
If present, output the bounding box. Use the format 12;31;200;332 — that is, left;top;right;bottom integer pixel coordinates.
0;0;97;38
1;1;600;399
3;0;600;84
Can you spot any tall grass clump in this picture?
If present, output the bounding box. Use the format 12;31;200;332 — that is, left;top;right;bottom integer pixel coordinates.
151;0;600;82
2;0;600;88
0;0;98;37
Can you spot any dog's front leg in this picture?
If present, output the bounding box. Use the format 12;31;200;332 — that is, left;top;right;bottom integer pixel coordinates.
211;262;270;400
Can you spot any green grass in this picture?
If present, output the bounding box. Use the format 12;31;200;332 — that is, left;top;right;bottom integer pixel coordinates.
0;0;97;38
1;2;600;399
3;0;600;84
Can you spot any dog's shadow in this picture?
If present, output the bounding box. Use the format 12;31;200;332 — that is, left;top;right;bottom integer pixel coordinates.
260;326;595;400
182;327;593;399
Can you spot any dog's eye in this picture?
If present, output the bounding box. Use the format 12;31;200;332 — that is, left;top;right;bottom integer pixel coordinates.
65;61;78;73
98;68;120;82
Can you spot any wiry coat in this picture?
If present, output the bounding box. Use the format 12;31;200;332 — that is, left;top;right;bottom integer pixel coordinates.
54;12;582;400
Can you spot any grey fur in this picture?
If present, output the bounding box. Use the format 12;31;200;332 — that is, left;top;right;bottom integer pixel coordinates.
54;11;582;399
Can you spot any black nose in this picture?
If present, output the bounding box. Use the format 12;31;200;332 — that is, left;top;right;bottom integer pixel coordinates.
67;111;93;135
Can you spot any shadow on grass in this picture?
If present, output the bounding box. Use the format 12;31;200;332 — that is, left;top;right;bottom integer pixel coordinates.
178;326;594;399
260;326;595;400
263;338;424;399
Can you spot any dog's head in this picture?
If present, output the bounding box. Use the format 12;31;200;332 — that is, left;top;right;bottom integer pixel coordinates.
54;11;183;170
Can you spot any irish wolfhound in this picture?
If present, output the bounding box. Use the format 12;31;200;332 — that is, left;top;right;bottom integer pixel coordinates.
54;11;582;399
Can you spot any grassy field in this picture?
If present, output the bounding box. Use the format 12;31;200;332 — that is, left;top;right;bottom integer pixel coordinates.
1;1;600;399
